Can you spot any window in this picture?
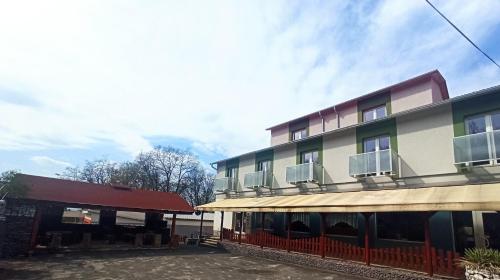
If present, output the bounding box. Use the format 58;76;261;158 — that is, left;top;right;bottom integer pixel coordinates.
300;150;319;164
377;212;424;242
227;167;238;178
363;105;387;122
362;135;391;176
363;135;390;153
465;112;500;165
288;213;310;232
325;213;358;236
292;128;308;140
257;160;272;173
466;112;500;134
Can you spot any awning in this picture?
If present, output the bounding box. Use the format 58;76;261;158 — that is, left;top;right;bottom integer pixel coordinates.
196;184;500;213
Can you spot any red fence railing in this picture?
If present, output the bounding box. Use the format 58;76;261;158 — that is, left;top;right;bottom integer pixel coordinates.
222;228;463;278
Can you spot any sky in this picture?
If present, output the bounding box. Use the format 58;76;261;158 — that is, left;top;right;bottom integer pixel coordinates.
0;0;499;177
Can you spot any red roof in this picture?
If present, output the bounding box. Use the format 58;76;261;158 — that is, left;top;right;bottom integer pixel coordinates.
17;174;194;213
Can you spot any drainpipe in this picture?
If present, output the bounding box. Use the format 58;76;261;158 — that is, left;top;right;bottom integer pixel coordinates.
333;106;340;129
318;111;325;133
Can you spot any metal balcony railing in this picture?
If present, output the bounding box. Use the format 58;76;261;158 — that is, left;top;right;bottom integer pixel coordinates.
285;163;323;184
349;149;398;177
243;171;272;188
453;130;500;165
214;177;237;193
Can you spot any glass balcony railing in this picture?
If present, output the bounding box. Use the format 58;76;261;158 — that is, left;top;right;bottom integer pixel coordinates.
285;163;323;184
349;149;398;177
243;171;272;188
453;130;500;165
214;177;237;192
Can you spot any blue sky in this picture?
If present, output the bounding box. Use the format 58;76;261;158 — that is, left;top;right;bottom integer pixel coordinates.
0;0;499;177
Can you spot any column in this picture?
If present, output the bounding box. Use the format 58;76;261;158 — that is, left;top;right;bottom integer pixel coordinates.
320;213;326;258
219;211;225;241
424;212;433;277
363;212;373;266
260;212;265;249
198;211;204;239
286;212;291;252
30;209;42;249
170;213;177;248
239;212;244;244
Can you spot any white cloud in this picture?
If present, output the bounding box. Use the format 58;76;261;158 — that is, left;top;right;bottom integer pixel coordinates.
30;156;73;168
0;0;499;161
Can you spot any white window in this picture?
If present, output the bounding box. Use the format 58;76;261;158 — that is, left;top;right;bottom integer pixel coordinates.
465;112;500;165
465;112;500;135
301;150;319;164
363;105;387;122
362;135;391;176
257;160;271;173
292;128;307;140
363;135;390;153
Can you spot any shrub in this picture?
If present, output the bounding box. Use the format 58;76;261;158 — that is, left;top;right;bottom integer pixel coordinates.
460;248;500;273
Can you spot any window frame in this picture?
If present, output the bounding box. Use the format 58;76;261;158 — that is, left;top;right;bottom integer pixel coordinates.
362;104;387;122
291;128;308;141
300;149;319;164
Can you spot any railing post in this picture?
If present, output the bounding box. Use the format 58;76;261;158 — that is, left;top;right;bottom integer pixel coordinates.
260;212;265;249
239;212;244;244
424;212;434;277
363;212;373;266
320;213;326;258
286;212;291;252
198;211;204;240
219;211;225;241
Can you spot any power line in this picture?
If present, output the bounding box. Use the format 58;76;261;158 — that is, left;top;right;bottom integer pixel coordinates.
425;0;500;69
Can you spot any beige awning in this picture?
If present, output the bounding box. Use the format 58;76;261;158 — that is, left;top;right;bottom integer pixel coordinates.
196;184;500;212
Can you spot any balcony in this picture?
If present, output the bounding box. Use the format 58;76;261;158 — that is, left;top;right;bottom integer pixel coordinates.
349;149;398;177
453;130;500;165
214;177;237;193
243;171;272;189
285;163;323;184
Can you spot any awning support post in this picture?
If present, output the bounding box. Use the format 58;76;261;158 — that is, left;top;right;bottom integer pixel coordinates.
286;212;291;252
260;212;265;249
320;213;326;258
220;211;225;241
363;212;373;266
424;212;434;277
169;213;177;248
239;212;244;244
198;211;204;239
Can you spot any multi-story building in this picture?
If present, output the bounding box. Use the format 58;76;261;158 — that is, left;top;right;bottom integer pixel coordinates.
197;70;500;276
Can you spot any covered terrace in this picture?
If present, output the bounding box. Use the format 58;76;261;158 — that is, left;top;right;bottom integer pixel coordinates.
0;174;194;257
196;183;500;278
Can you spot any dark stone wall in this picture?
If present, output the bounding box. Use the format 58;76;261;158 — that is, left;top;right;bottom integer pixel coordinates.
0;199;36;258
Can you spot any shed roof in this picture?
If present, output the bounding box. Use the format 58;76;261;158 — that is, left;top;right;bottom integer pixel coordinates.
17;174;194;214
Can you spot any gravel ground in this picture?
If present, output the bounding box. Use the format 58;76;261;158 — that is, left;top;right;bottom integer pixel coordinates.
0;246;367;280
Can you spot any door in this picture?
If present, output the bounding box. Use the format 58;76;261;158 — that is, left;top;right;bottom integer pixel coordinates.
363;135;390;175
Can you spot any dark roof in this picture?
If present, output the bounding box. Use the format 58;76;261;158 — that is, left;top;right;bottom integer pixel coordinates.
265;69;448;130
16;174;194;213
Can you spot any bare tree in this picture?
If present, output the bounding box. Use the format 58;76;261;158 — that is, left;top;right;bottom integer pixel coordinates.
58;145;215;206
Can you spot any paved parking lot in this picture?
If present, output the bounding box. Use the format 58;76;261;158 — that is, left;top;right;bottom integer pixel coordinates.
0;246;366;280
